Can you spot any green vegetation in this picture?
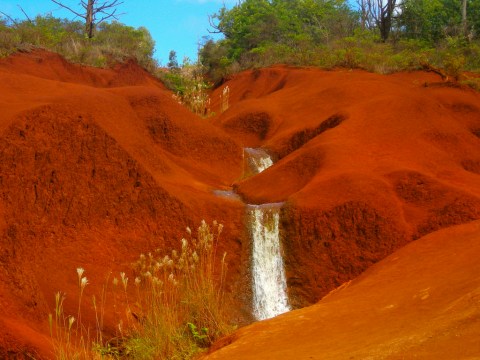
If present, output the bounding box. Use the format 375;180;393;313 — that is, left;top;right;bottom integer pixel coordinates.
1;0;479;111
162;52;213;117
0;13;214;114
49;221;233;359
50;0;123;39
199;0;480;84
0;15;156;70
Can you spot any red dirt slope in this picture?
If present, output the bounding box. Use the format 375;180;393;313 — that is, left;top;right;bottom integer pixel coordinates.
2;52;480;357
0;50;246;358
203;220;480;359
211;66;480;307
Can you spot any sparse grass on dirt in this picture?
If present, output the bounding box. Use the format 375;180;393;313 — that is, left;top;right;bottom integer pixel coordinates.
48;221;233;360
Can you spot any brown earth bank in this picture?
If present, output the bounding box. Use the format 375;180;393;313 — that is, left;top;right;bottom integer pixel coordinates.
202;220;480;359
0;50;479;358
0;50;247;358
210;66;480;308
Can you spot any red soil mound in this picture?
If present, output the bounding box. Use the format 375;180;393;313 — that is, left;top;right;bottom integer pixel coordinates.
0;50;246;358
203;220;480;359
0;50;160;88
211;66;480;306
1;52;479;357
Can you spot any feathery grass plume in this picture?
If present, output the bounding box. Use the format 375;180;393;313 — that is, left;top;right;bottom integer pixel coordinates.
77;268;85;282
48;291;89;360
128;220;233;359
76;268;88;336
221;85;230;113
49;270;115;360
48;221;233;359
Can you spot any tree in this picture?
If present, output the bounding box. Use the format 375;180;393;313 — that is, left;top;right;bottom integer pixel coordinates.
364;0;398;41
51;0;124;38
462;0;468;37
167;50;179;70
399;0;480;42
356;0;368;28
208;0;355;60
399;0;448;42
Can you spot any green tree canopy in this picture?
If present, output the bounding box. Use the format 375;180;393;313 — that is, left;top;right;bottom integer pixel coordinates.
399;0;480;42
209;0;356;60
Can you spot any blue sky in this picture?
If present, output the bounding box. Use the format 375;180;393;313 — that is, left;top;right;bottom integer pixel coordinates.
0;0;236;64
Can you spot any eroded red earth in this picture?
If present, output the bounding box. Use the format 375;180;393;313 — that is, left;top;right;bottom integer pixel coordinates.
0;51;479;358
203;220;480;359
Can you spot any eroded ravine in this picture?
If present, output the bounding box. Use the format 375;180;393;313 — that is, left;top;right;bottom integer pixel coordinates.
244;148;291;320
214;148;291;320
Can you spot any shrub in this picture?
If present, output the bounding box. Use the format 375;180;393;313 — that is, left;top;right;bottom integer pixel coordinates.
461;78;480;91
0;20;20;56
162;59;212;117
128;220;231;358
95;21;157;71
48;221;233;360
0;16;157;71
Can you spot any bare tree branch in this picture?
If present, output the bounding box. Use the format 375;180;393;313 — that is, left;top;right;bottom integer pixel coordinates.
363;0;398;41
51;0;85;18
50;0;124;38
0;11;18;26
97;9;126;25
356;0;367;29
207;14;221;34
96;0;124;12
17;5;32;23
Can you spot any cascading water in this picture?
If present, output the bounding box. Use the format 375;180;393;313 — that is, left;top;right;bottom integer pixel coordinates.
212;147;291;320
248;203;291;320
244;147;274;175
244;148;291;320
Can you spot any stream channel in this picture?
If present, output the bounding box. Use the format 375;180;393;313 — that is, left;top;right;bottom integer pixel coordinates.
215;148;291;321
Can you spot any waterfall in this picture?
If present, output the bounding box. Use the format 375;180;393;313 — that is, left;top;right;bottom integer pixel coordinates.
213;147;291;320
212;189;242;201
244;148;290;320
244;148;274;175
249;204;291;320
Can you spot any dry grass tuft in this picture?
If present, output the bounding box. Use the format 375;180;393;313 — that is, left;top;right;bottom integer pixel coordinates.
48;220;233;359
128;220;231;358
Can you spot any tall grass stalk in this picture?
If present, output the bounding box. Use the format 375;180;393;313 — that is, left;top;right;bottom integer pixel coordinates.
221;86;230;113
48;221;232;359
129;220;231;358
48;288;91;359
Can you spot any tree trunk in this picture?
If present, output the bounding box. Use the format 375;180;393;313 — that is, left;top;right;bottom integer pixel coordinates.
366;0;396;42
361;0;367;29
86;0;94;39
50;0;122;39
379;0;394;42
462;0;468;37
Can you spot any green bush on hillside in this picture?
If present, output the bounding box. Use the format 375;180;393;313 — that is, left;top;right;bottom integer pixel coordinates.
0;15;156;70
161;56;213;117
199;0;480;83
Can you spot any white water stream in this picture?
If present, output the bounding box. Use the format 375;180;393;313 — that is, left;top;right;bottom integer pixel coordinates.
244;148;274;175
245;148;291;320
248;203;291;320
212;147;291;320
